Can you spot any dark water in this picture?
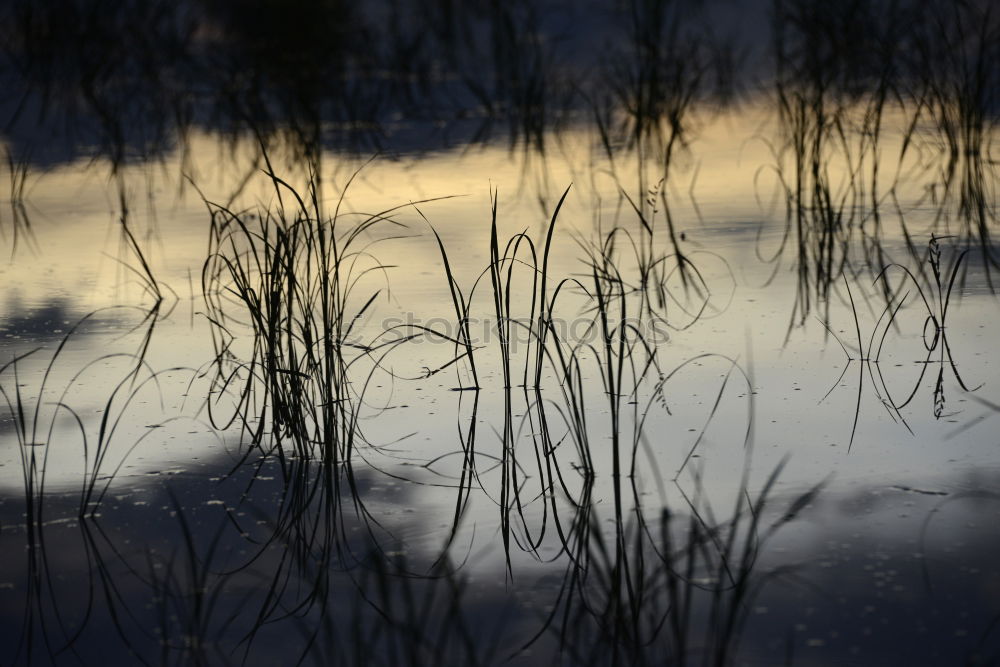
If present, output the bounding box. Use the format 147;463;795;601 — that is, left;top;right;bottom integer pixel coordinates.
1;1;999;665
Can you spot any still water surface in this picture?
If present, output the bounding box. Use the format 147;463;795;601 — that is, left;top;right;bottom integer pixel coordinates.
1;2;999;664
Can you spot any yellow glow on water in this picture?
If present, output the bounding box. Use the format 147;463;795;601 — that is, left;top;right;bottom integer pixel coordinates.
0;97;954;301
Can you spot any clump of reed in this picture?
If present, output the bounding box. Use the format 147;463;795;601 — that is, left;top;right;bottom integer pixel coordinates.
200;159;467;473
422;181;738;587
908;0;1000;269
873;235;982;420
590;0;724;292
765;0;1000;329
767;0;914;329
205;163;366;464
817;235;983;453
423;186;590;572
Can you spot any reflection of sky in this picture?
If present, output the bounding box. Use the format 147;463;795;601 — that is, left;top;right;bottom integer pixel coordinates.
0;105;997;499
